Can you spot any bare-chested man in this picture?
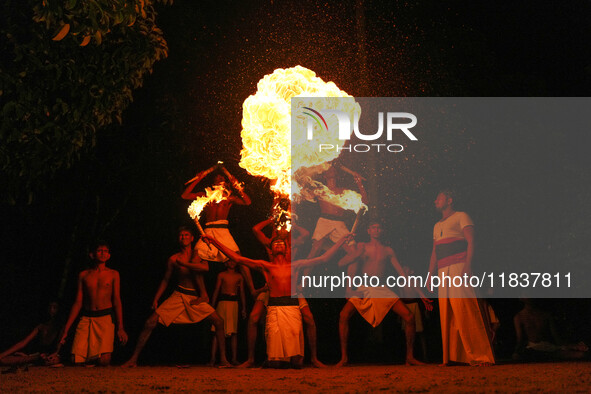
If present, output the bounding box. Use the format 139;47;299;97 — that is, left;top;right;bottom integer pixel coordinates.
182;163;256;296
122;227;230;367
203;232;352;368
244;215;326;367
209;258;246;366
337;222;432;366
307;164;367;258
60;241;128;366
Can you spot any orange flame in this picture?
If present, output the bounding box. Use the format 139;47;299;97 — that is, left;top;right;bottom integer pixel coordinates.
302;178;367;214
239;66;360;198
187;184;228;220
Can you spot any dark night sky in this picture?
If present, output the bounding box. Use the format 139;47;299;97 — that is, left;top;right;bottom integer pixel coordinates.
1;0;590;363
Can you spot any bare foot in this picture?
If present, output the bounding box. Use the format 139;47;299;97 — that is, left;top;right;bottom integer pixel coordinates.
121;359;138;368
406;358;426;366
438;362;450;367
473;362;494;367
238;359;256;368
335;359;349;367
218;359;233;368
310;358;327;368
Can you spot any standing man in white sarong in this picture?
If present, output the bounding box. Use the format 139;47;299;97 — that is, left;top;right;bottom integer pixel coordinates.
203;233;352;368
427;190;495;366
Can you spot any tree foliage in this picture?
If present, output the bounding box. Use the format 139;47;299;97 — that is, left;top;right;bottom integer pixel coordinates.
0;0;172;204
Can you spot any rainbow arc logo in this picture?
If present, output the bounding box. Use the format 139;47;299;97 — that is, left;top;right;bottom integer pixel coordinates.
302;106;328;132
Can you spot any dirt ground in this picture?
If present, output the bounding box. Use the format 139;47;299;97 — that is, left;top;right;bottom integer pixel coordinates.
2;362;590;393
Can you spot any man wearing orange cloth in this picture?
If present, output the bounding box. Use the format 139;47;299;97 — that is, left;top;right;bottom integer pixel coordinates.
428;190;495;366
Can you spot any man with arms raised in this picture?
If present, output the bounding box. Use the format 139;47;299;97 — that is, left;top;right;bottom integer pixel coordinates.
182;163;257;297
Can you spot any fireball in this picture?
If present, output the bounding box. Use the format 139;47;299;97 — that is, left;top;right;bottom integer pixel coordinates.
239;66;361;200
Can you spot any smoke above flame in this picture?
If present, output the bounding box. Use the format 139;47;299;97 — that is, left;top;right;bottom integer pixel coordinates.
239;66;361;205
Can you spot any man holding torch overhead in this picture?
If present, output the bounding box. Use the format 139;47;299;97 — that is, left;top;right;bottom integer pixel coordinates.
307;163;367;258
181;162;256;296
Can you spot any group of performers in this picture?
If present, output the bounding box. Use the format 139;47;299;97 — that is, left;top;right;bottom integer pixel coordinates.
7;162;585;370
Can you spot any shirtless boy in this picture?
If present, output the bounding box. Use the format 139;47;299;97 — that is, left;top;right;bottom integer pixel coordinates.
122;227;230;367
337;222;432;366
60;242;127;366
209;259;246;365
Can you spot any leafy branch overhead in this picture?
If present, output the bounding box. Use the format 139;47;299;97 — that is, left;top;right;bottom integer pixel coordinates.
0;0;173;203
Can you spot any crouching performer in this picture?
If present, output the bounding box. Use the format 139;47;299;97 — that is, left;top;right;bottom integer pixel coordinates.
203;233;352;368
122;227;231;367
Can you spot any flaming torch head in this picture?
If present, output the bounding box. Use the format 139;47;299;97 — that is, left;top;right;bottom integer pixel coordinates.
187;184;228;220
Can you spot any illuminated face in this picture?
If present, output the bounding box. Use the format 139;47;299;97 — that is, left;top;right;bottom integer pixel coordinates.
178;230;194;246
271;239;287;255
92;246;111;263
434;192;451;212
367;223;382;238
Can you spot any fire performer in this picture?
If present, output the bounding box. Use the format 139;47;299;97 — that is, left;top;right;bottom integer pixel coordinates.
182;163;257;296
202;232;352;368
307;164;367;258
428;190;495;366
122;227;231;367
60;241;128;366
336;221;433;366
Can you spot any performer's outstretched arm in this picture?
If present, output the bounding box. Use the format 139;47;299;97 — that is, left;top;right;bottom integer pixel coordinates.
181;164;219;200
338;243;363;267
294;233;352;270
221;165;251;206
202;235;270;272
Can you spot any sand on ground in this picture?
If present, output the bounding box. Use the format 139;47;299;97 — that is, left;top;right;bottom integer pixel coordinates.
2;362;590;392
